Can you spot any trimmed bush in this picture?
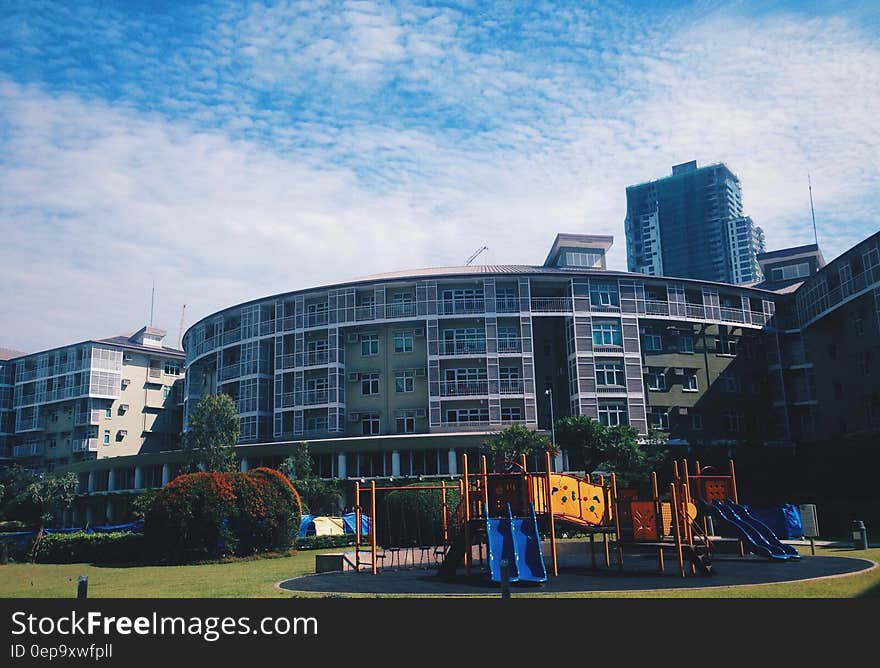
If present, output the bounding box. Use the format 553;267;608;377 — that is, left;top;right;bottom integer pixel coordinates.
145;467;301;563
34;531;144;564
295;534;356;550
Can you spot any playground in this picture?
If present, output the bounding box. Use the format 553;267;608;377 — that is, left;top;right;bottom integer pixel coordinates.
279;453;877;596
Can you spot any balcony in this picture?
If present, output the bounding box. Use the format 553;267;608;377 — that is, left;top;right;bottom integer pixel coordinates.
438;381;488;397
719;307;745;323
644;300;669;316
356;306;376;321
259;320;276;336
592;344;624;354
219;364;241;381
436;421;491;432
303;350;331;367
530;297;572;312
74;408;103;426
304;311;329;328
387;302;418;318
13;442;43;458
303;390;330;405
221;329;242;345
17;368;38;382
437;340;487;356
497;338;522;354
438;298;485;315
596;384;627;394
499;379;524;394
71;438;98;453
495;299;520;314
685;304;706;319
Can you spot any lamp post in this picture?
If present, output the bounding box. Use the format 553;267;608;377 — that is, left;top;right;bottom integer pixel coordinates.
545;388;556;469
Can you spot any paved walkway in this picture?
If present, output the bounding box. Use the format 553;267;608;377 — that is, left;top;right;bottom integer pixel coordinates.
280;548;874;596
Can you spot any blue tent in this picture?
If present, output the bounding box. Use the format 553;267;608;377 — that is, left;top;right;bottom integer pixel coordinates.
342;512;370;536
297;514;315;538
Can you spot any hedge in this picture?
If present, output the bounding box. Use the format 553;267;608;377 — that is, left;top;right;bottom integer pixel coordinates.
34;531;144;564
145;467;301;563
295;534;356;550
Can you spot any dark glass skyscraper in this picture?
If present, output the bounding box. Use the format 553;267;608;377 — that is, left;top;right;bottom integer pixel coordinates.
625;161;765;284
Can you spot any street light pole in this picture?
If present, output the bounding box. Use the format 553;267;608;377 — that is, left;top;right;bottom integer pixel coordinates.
545;389;556;466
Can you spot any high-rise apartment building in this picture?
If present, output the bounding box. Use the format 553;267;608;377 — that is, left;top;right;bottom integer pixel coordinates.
625;161;765;284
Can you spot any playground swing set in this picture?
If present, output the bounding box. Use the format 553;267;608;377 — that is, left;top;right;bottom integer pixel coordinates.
351;452;800;583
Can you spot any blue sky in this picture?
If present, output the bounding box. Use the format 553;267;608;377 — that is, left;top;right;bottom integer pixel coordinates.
1;0;878;351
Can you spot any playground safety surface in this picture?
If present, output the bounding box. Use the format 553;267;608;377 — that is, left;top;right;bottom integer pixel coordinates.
279;552;874;596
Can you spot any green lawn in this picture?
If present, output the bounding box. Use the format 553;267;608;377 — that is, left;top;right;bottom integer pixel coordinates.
1;545;877;598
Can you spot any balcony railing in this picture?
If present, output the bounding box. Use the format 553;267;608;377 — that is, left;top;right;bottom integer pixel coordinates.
499;379;524;394
495;299;520;313
530;297;572;312
438;340;487;356
387;302;418;318
644;300;669;316
304;311;329;328
719;307;745;323
219;364;240;381
685;304;706;319
439;381;488;397
497;338;522;354
596;384;627;394
259;320;276;336
356;306;375;321
13;442;43;458
438;298;485;315
74;408;103;426
71;438;98;453
303;350;331;367
303;390;330;405
221;329;242;345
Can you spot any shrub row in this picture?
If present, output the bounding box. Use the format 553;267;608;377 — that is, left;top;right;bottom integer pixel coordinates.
34;531;144;565
295;534;355;550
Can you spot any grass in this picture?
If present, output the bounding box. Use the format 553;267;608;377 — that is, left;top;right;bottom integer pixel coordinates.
1;545;877;598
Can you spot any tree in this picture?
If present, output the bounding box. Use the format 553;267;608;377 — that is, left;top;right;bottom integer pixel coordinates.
184;394;240;473
555;415;606;472
279;442;342;516
0;465;76;528
481;424;551;468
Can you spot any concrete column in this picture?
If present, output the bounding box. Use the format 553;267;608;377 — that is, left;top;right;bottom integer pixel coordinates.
105;500;113;523
85;506;93;526
161;464;170;486
87;471;95;493
107;469;116;492
448;448;457;475
240;458;249;472
562;449;570;472
553;452;563;472
337;452;347;479
134;466;143;490
391;450;401;477
72;507;80;526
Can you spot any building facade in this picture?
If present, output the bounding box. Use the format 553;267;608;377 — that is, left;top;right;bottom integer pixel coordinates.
625;161;765;284
2;327;184;474
5;229;875;526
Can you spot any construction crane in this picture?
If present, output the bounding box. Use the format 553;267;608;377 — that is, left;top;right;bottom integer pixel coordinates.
177;304;187;350
465;246;488;266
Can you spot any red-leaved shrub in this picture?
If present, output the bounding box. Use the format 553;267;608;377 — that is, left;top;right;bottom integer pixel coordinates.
145;468;301;562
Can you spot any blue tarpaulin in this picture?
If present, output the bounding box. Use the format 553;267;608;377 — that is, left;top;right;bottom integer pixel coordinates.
342;512;370;536
297;514;315;538
743;504;804;539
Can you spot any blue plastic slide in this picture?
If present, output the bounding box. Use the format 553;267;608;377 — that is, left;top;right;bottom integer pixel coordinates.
724;500;801;559
708;500;790;560
508;503;548;583
485;503;519;582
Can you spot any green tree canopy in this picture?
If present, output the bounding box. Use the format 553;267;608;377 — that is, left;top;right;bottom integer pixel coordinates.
279;442;342;515
184;394;240;473
0;465;76;528
481;424;551;467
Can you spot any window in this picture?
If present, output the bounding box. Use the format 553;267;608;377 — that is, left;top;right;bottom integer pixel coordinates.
361;334;379;356
103;430;111;445
678;335;694;353
595;362;625;386
592;320;622;346
361;413;380;435
563;251;603;268
441;328;485;354
590;282;618;307
496;287;519;312
361;373;379;396
598;403;628;427
647;368;666;391
389;292;415;317
715;337;737;356
649;408;669;431
497;326;519;352
501;406;523;422
105;407;112;418
723;411;743;432
396;412;415;434
446;408;489;424
395;370;414;393
718;371;738;393
770;262;810;281
164;361;181;376
643;333;662;352
683;371;699;392
691;413;703;431
393;330;414;353
48;438;56;449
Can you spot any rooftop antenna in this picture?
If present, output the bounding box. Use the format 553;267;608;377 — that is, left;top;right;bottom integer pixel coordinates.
177;304;187;350
808;173;819;246
465;246;488;265
150;281;155;327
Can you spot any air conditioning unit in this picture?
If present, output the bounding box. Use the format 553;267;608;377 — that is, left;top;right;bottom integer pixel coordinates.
123;353;133;362
348;412;360;422
347;333;359;343
117;429;128;438
347;372;360;382
414;327;425;337
121;378;131;389
677;407;689;415
415;408;427;418
119;404;129;413
415;367;427;377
